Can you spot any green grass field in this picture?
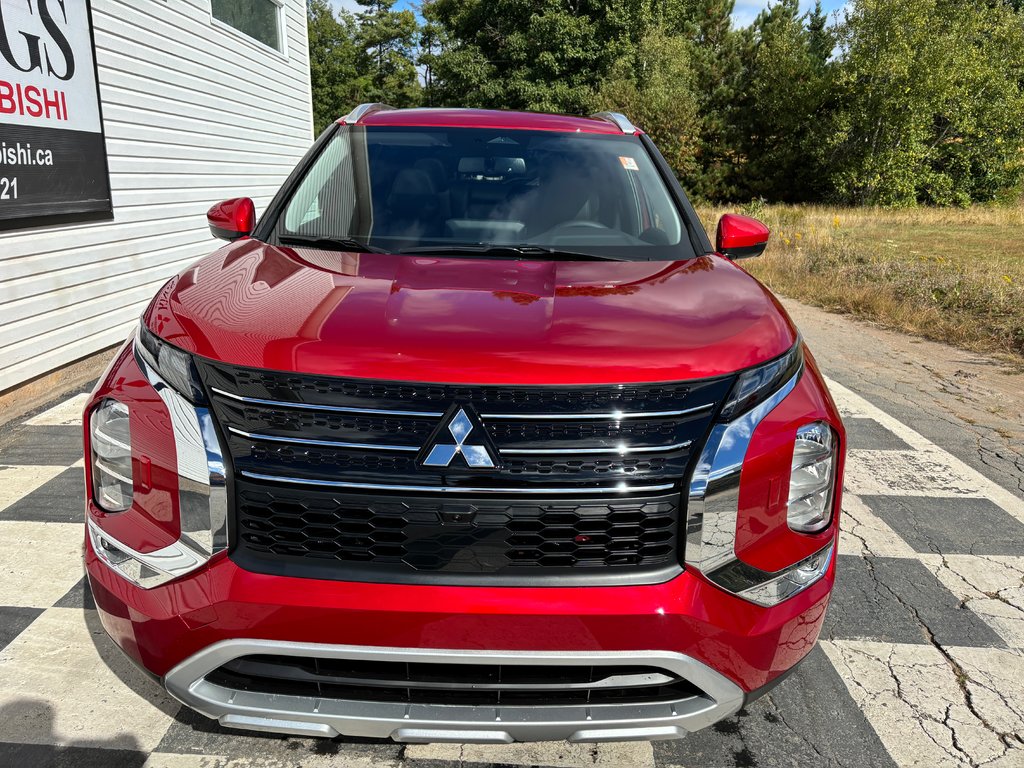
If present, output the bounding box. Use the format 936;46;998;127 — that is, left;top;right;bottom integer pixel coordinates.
698;204;1024;364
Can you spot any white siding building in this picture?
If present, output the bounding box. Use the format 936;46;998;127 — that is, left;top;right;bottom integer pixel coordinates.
0;0;313;393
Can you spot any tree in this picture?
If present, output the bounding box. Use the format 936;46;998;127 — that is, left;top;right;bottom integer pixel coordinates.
597;29;702;184
418;10;446;107
806;0;832;66
421;0;635;114
355;0;422;107
926;1;1024;204
828;0;1024;206
307;0;362;133
660;0;750;201
733;0;834;201
306;0;1024;207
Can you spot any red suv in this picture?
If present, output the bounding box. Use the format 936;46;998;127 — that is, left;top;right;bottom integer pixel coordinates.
83;106;845;743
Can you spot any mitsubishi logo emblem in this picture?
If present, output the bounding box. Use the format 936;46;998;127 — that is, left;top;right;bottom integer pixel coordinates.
420;406;497;469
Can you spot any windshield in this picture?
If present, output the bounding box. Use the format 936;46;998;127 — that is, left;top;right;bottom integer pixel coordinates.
275;126;698;261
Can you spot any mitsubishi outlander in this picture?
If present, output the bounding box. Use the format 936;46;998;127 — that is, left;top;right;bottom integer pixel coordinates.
83;105;845;743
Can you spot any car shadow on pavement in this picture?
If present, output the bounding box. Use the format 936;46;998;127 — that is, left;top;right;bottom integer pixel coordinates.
77;578;179;720
78;576;399;756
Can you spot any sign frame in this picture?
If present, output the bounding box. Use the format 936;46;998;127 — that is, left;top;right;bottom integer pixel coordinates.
0;0;113;232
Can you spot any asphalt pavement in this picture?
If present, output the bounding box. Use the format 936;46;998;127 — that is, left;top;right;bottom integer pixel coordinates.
0;299;1021;768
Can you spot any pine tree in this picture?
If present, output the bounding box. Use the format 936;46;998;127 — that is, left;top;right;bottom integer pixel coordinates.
354;0;421;107
307;0;363;133
806;0;832;66
597;27;702;183
661;0;749;200
731;0;833;201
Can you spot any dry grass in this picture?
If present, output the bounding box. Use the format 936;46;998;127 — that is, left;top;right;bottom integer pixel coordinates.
697;203;1024;363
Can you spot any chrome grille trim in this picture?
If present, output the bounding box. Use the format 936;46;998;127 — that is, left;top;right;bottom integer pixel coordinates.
480;404;714;421
239;470;677;495
227;427;420;453
685;371;801;575
500;440;693;456
211;386;714;423
229;424;693;458
210;387;445;418
132;339;227;583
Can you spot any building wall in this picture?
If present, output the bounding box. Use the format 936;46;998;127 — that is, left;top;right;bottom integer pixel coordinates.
0;0;313;392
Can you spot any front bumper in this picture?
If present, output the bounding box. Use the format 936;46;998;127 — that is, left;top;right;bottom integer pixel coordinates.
85;524;834;741
164;640;744;743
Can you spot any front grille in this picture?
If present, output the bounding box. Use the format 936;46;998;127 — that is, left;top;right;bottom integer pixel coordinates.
234;483;679;583
197;361;733;583
206;655;704;708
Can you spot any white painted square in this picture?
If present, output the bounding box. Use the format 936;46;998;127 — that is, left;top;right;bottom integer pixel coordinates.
845;449;985;497
0;521;84;608
0;607;178;751
825;377;1024;524
822;640;1022;767
404;741;655;767
948;647;1024;746
919;554;1024;650
25;394;89;427
838;494;917;558
0;465;68;513
834;400;873;420
825;382;874;419
144;753;401;768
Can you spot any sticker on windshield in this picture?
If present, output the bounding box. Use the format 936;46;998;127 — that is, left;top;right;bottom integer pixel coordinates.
619;156;639;171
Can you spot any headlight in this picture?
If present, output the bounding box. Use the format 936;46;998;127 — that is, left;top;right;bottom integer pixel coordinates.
718;343;803;421
788;421;838;533
136;321;205;403
91;399;133;512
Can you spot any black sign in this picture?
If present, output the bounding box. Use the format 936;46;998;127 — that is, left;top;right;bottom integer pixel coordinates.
0;0;112;230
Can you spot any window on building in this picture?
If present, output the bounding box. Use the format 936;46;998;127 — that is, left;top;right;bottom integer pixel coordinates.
212;0;283;52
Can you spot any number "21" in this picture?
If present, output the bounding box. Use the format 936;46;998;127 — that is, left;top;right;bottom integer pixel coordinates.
0;177;18;200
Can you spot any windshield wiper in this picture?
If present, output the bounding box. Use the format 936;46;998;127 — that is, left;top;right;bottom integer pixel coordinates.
278;235;388;254
399;244;626;262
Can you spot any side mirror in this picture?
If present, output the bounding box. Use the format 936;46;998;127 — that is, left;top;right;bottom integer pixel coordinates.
207;198;255;241
716;213;770;260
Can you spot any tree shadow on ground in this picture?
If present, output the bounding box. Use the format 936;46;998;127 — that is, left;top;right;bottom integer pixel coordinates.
0;699;146;767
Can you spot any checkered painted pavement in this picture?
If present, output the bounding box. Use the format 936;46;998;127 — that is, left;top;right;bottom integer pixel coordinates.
0;378;1021;768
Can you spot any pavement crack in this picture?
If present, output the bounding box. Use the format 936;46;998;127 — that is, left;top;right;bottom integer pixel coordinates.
860;555;1020;758
768;695;847;767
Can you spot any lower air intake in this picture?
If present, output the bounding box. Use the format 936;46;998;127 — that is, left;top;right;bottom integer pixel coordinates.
206;654;705;708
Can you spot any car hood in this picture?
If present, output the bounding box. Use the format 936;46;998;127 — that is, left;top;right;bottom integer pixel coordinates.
145;240;798;385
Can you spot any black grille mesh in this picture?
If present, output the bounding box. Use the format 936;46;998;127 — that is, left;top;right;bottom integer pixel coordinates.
222;367;695;410
235;484;679;581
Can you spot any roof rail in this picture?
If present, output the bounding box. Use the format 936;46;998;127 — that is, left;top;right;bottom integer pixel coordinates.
339;103;395;125
590;111;640;135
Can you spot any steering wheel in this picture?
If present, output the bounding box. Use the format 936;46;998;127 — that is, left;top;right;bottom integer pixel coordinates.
541;221;612;238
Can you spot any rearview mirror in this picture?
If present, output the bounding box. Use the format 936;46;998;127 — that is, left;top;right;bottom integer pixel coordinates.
716;213;770;260
207;198;255;241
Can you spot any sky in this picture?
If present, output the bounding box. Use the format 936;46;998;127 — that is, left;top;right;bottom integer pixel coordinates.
732;0;847;28
329;0;849;29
